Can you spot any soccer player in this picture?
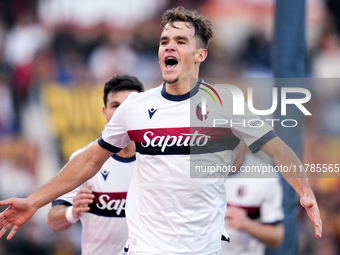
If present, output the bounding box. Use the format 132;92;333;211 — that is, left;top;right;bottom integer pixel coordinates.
221;142;284;255
0;6;322;255
46;75;144;255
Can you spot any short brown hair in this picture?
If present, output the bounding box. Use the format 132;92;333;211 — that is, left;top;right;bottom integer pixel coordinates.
161;6;213;49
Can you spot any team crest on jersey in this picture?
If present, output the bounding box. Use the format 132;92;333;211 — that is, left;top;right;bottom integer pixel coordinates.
196;102;208;121
237;186;246;198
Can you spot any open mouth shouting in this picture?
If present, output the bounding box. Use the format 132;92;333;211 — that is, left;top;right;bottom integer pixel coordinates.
164;56;178;71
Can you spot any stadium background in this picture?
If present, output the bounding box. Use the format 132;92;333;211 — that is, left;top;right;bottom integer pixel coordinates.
0;0;339;254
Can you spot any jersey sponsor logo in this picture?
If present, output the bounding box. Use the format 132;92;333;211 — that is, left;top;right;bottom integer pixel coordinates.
148;108;157;119
89;191;127;217
142;130;210;152
128;127;240;155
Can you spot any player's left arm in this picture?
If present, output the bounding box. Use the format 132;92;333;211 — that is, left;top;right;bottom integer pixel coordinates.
260;137;322;238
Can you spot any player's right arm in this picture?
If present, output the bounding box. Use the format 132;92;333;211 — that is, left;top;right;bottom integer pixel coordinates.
47;185;94;231
260;137;322;238
0;141;114;240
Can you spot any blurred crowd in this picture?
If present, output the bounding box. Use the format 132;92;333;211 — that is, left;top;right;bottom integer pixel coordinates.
0;0;340;254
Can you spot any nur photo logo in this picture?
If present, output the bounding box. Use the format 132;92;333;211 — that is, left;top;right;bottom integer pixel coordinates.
197;82;312;128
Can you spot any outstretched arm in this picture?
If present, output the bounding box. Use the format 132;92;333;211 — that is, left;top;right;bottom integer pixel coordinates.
0;142;112;240
260;137;322;238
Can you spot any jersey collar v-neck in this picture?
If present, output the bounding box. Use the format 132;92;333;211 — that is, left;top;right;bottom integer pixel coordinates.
161;79;201;102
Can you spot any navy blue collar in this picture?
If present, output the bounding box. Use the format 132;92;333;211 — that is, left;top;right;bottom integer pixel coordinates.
161;79;201;102
111;154;136;163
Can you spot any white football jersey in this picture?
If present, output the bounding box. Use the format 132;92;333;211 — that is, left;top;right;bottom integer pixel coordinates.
98;81;276;255
221;153;284;255
52;145;135;255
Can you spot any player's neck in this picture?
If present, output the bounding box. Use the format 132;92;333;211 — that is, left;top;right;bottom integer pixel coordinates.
165;77;199;95
116;142;135;158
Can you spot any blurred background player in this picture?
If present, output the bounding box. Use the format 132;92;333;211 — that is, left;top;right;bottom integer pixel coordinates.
46;75;144;255
221;142;284;255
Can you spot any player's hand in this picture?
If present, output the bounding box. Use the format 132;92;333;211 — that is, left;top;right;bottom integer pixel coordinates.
72;185;94;219
0;197;37;240
225;206;249;231
300;195;322;238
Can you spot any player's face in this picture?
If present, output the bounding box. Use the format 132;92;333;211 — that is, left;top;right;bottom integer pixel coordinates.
158;21;206;86
103;90;135;122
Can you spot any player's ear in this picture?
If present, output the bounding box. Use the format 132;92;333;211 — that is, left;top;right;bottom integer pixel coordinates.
195;48;207;63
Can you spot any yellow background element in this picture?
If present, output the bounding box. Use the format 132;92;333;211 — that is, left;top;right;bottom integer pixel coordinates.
43;83;107;163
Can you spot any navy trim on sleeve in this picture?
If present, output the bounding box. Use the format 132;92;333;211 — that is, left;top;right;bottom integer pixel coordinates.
249;130;277;153
97;136;122;153
52;199;72;207
262;220;284;226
